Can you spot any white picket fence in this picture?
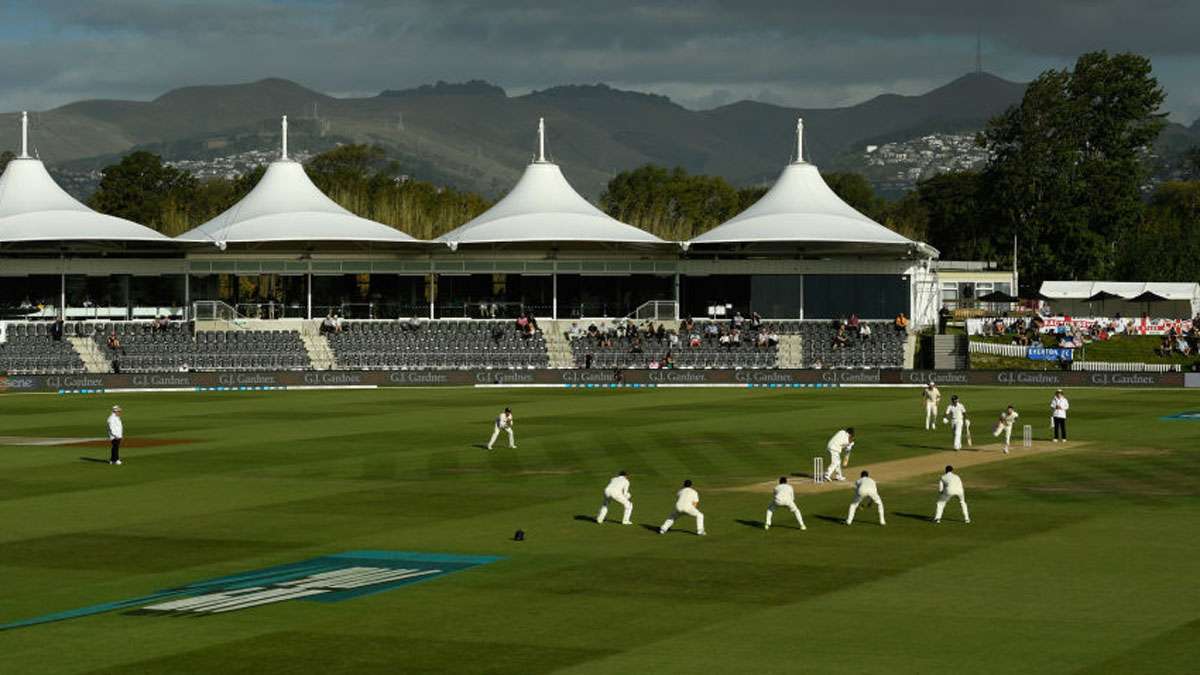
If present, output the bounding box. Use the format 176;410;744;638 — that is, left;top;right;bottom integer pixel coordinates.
1071;361;1180;372
968;341;1028;357
969;340;1181;371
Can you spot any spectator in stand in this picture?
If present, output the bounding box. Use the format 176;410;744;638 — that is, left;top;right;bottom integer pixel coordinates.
656;323;666;343
767;329;780;347
894;312;909;333
689;333;702;348
848;313;861;334
668;330;680;349
859;323;872;341
50;317;64;341
832;325;849;350
648;358;660;369
756;331;769;349
992;317;1006;335
321;313;336;334
750;311;762;329
662;352;674;368
106;331;126;355
731;311;745;329
584;353;594;369
1157;334;1173;357
630;339;643;354
938;306;951;334
568;322;584;340
1176;334;1192;356
587;323;599;339
704;322;719;341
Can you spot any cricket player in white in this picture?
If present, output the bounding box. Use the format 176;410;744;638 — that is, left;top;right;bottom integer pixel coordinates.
764;477;805;530
659;479;705;535
823;427;855;482
992;405;1019;453
1051;389;1070;442
486;407;516;450
596;471;633;525
846;470;885;526
944;395;967;451
923;382;941;430
933;465;970;523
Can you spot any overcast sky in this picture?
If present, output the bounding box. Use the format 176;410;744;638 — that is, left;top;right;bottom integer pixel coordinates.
1;0;1198;123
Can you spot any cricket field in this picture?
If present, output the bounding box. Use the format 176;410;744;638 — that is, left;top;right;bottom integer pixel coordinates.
1;386;1198;674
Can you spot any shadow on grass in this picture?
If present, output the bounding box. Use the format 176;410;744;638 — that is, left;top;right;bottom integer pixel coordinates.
574;515;597;523
79;457;110;464
639;524;661;533
735;519;764;529
893;512;932;522
814;514;846;524
471;444;490;450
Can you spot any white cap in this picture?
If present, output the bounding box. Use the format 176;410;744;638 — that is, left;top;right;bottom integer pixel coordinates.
111;405;121;411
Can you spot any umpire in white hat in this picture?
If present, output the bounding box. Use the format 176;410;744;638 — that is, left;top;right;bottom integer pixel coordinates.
107;405;124;465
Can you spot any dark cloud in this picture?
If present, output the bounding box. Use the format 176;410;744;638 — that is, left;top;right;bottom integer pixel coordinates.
2;0;1197;121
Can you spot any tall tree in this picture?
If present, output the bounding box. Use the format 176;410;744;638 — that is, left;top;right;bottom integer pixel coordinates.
1119;181;1200;282
0;150;14;174
89;151;198;234
980;51;1166;283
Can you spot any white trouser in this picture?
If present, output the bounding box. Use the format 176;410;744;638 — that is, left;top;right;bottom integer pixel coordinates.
766;500;805;528
951;421;963;450
935;491;969;522
993;423;1012;446
487;426;515;449
847;491;886;525
824;449;844;480
925;402;937;429
660;505;704;534
597;492;633;524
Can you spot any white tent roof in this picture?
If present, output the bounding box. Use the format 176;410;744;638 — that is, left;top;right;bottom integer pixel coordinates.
176;160;417;245
437;119;664;248
689;161;916;249
0;157;170;243
688;119;924;254
1039;281;1200;302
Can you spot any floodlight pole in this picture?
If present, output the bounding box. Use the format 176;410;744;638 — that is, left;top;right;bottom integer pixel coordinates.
552;272;558;320
281;115;289;160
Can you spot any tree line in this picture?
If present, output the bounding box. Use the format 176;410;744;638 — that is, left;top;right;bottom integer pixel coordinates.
84;145;492;239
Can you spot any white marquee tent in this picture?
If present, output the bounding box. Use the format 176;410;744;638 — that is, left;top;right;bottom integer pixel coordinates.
1039;281;1200;318
687;120;934;258
176;117;418;247
437;119;665;249
0;113;170;245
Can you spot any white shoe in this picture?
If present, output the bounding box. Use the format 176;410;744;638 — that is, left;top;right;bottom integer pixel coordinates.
800;525;807;530
510;445;517;449
112;460;122;465
486;446;493;451
844;520;851;525
932;519;940;524
965;520;971;524
880;521;886;526
621;521;632;526
658;528;666;534
763;524;770;531
835;476;846;481
1003;447;1010;454
697;531;706;536
596;517;603;524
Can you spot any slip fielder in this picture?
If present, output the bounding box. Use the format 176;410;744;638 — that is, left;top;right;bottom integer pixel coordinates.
923;382;941;430
486;407;516;450
659;479;705;536
845;470;885;526
764;476;805;531
933;465;970;524
992;405;1020;454
596;471;633;525
822;427;855;482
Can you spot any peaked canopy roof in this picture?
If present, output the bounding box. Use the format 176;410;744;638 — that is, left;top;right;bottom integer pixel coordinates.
688;119;930;257
1039;281;1199;302
437;119;665;248
176;117;417;246
0;112;170;244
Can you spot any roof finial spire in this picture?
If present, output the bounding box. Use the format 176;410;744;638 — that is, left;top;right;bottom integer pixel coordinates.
537;117;546;163
795;117;804;163
20;111;29;159
281;115;289;160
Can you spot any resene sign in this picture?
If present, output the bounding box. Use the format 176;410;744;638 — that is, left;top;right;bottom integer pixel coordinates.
0;551;501;632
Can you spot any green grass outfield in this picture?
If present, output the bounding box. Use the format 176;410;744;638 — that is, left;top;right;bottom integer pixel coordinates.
1;386;1198;674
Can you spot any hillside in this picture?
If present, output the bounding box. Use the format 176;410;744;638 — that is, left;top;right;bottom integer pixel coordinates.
3;73;1037;197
